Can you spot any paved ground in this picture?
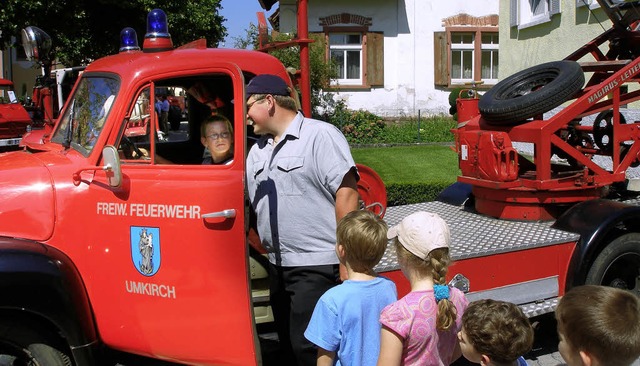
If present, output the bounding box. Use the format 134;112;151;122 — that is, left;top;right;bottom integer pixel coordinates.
524;313;565;366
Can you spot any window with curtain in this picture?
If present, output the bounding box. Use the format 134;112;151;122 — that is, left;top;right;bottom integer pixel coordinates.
437;30;499;86
481;33;499;83
451;33;475;83
329;33;363;85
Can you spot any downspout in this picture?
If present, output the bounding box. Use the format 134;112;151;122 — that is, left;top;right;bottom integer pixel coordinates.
412;0;416;116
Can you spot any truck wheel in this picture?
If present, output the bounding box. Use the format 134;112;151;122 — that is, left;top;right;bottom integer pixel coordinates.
0;317;72;366
585;233;640;295
478;61;584;125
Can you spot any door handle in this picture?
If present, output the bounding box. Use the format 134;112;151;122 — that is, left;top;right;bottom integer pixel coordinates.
202;209;236;219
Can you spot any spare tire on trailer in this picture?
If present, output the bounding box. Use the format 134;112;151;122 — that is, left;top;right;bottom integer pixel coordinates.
479;60;584;125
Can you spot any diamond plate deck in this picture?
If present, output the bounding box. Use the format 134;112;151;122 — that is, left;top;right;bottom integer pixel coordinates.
623;197;640;205
375;201;581;273
520;298;559;318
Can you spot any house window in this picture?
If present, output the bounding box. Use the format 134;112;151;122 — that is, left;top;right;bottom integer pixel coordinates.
510;0;560;29
319;13;384;88
576;0;600;8
329;33;363;85
435;28;499;87
481;33;499;83
318;30;384;88
451;33;475;82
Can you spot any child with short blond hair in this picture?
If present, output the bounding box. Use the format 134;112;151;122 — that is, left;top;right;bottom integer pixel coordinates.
377;211;468;366
304;210;397;366
556;285;640;366
458;299;534;366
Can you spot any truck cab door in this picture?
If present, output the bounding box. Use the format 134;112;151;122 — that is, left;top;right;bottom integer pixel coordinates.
73;65;258;365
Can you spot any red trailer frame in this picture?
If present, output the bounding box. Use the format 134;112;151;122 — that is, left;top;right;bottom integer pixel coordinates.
455;0;640;220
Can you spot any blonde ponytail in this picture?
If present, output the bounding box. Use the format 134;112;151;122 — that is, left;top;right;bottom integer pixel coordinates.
429;248;457;331
395;242;458;330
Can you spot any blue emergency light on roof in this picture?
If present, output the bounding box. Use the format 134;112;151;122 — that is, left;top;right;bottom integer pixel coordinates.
142;8;173;52
119;27;140;52
145;9;170;38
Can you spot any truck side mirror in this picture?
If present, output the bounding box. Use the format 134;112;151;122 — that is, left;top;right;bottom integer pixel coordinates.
102;145;122;188
72;146;123;187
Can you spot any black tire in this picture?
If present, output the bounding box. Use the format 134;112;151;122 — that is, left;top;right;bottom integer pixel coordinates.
585;233;640;295
479;61;585;125
0;317;72;366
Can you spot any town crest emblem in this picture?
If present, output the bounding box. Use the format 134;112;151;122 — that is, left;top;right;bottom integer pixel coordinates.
130;227;161;276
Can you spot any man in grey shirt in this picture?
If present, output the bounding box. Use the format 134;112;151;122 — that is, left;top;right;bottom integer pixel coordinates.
245;74;359;366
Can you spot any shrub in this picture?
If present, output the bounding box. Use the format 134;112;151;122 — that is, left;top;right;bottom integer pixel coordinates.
385;182;452;206
382;116;456;144
332;111;456;145
330;104;386;144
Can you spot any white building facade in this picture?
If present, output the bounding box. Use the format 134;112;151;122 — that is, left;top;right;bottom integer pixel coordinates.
499;0;610;77
277;0;499;117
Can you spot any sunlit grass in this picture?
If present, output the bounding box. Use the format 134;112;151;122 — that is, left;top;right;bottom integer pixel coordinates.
352;145;460;184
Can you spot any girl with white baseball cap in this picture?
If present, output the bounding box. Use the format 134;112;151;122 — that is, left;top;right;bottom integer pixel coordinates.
377;211;469;366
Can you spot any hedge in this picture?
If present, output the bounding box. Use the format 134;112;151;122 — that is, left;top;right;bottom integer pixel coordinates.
385;181;453;206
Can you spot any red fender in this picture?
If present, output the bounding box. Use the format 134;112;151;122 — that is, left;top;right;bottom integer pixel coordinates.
356;163;387;218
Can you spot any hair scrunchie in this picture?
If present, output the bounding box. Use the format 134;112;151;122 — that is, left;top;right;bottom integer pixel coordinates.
434;284;450;303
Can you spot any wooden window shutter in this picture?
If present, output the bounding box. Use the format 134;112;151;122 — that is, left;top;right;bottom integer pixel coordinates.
510;0;518;27
550;0;561;15
434;31;448;86
366;32;384;87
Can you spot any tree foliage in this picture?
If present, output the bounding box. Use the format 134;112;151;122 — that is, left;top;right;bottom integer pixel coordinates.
0;0;227;66
233;24;337;118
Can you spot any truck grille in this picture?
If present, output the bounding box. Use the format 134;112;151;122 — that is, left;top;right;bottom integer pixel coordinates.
0;122;28;137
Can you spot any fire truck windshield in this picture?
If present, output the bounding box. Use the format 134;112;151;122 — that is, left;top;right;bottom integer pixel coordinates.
51;75;120;156
0;85;16;104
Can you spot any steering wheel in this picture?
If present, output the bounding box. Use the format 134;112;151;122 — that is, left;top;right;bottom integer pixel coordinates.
121;136;146;159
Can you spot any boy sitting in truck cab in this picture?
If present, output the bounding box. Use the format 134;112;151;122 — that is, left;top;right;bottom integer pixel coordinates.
200;115;233;165
122;114;234;165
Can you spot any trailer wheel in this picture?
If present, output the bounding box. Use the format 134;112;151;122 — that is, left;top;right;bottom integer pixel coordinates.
586;233;640;296
0;317;72;366
478;61;584;125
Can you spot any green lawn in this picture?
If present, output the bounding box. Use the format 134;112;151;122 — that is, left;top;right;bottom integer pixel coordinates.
352;145;460;184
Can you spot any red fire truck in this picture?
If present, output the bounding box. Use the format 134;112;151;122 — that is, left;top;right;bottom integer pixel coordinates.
11;26;85;148
0;78;31;150
0;27;84;151
0;1;639;365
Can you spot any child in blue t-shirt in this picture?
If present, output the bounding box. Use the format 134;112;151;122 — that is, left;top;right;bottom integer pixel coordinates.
304;210;397;366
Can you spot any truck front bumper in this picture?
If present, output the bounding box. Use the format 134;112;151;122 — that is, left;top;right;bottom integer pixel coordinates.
0;138;21;147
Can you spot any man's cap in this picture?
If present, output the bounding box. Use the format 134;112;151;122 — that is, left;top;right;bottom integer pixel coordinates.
387;211;450;259
246;74;289;97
